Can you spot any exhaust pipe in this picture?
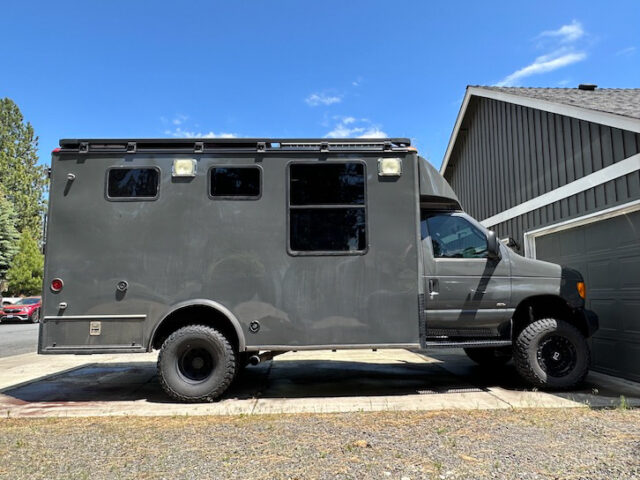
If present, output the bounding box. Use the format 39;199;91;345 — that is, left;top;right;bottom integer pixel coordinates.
248;355;261;366
246;351;285;366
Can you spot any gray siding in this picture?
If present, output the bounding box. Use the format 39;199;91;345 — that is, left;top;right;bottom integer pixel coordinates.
444;97;640;253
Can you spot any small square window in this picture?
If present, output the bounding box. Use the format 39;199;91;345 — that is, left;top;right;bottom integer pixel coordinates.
107;168;159;199
210;167;261;198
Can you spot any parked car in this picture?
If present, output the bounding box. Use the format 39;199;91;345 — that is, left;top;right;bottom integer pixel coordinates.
1;296;21;306
0;297;42;323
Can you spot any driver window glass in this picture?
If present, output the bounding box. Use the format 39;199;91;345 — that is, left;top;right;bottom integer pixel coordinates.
424;214;488;258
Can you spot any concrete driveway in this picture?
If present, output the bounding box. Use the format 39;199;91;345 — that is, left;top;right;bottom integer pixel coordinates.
0;322;38;358
1;348;639;418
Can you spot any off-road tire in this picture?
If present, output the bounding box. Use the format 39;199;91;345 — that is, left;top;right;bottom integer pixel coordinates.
463;346;512;366
157;325;236;402
514;318;589;390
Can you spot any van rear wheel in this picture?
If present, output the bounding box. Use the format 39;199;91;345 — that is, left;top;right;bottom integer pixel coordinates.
157;325;237;402
463;346;512;366
514;318;589;390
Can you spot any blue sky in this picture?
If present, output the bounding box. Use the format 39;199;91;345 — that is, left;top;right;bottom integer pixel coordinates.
1;1;639;168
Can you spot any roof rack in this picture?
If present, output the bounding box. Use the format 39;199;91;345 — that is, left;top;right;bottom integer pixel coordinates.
58;138;411;154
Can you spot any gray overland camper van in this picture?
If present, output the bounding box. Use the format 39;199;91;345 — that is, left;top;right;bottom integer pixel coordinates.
40;138;598;402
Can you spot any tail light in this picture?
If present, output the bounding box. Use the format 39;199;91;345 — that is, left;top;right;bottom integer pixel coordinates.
51;278;64;292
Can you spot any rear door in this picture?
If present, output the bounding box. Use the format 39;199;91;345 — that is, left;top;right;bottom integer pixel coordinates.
421;211;512;336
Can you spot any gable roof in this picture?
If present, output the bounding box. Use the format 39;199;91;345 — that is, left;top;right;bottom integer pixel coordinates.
441;86;640;175
478;87;640;120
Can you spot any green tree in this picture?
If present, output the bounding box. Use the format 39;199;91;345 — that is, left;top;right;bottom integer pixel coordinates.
6;231;44;296
0;98;48;238
0;190;20;281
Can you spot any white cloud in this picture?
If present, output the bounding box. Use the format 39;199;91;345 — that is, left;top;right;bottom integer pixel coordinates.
305;92;342;106
325;117;387;139
497;21;588;87
616;46;636;56
496;50;586;86
172;114;188;126
165;127;237;138
539;20;584;43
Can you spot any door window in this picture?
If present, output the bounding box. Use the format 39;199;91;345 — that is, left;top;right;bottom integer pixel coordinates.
423;213;488;258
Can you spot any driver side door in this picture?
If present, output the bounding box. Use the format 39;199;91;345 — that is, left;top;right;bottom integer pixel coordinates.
422;212;512;335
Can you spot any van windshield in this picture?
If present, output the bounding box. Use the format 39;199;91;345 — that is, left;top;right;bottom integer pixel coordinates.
13;298;40;305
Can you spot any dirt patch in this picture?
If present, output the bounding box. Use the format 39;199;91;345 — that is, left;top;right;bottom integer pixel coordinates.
1;408;639;479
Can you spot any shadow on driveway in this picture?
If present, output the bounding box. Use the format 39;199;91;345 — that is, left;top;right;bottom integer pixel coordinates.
3;352;640;409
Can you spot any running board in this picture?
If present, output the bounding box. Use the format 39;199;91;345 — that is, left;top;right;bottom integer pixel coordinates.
423;340;512;349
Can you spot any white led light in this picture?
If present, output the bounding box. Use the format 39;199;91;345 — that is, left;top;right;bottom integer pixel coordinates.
378;157;402;176
172;159;197;177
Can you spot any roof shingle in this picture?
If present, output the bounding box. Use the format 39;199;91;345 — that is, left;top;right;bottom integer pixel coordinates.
474;86;640;120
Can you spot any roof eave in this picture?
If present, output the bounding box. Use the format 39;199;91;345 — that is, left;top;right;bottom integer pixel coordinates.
440;86;640;176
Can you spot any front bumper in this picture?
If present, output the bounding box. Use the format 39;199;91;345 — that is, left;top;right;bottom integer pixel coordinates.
0;314;30;322
575;308;599;338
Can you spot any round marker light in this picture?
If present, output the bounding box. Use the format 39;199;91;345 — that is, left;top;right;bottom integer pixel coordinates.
51;278;64;292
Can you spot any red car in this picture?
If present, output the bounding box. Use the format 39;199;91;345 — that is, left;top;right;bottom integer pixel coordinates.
0;297;41;323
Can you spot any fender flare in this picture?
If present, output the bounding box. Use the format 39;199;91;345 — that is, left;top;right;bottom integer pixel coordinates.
148;298;246;352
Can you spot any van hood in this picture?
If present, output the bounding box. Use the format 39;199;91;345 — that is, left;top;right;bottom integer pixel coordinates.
506;248;562;278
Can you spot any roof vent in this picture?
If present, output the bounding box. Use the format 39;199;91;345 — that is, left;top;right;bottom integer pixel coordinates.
578;84;597;91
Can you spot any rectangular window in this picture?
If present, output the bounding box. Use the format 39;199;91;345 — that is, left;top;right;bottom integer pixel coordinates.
423;213;488;258
289;162;366;254
290;163;365;205
210;167;261;198
107;168;159;199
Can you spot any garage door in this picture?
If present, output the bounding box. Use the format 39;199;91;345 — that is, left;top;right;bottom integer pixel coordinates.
535;210;640;382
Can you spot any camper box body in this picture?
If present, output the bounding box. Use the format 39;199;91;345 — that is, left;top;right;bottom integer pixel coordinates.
40;139;428;353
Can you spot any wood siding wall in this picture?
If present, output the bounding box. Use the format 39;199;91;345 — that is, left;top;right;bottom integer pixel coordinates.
444;97;640;253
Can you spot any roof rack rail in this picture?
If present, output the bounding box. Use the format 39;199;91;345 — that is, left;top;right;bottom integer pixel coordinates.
57;138;412;154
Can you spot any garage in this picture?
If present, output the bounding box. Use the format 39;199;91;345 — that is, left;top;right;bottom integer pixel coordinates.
532;208;640;381
440;85;640;381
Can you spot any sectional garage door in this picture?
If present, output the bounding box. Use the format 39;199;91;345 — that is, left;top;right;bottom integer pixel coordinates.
535;210;640;382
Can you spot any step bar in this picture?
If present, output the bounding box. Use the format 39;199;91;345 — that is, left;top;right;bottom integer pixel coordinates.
423;339;512;349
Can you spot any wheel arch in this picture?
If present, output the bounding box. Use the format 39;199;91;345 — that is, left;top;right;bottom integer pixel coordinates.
149;299;246;352
512;294;591;339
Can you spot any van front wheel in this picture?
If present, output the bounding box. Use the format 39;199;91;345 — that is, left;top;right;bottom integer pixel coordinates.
514;318;589;390
157;325;237;402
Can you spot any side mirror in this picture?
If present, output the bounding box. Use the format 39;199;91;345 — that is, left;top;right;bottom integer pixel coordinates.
487;231;500;260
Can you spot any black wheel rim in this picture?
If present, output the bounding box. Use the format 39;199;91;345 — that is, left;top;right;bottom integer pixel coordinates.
537;334;577;378
178;346;215;382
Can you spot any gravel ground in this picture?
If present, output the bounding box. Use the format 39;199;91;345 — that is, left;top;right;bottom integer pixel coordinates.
0;408;639;479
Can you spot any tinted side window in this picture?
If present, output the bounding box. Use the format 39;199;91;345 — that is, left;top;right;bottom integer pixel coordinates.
290;163;365;205
424;214;488;258
107;168;159;198
290;208;366;251
210;167;260;198
289;162;366;253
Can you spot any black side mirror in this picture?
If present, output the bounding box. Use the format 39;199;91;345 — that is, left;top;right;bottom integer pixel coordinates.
487;231;500;260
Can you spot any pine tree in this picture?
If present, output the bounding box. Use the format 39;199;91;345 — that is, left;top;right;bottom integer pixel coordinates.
0;98;48;239
6;231;44;296
0;190;20;281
